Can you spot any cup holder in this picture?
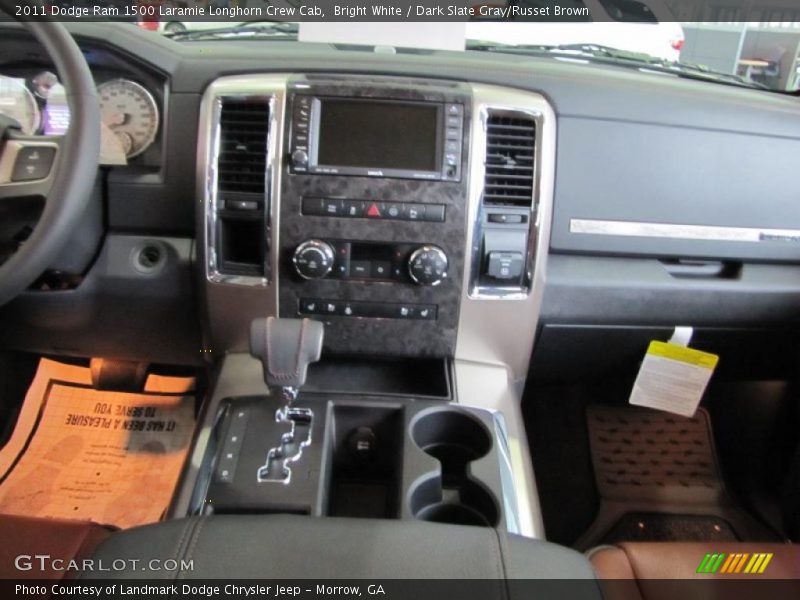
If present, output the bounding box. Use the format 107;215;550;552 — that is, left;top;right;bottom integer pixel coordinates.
409;409;498;527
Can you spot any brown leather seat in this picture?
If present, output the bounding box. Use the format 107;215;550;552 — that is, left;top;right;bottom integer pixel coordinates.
590;542;800;600
0;514;113;580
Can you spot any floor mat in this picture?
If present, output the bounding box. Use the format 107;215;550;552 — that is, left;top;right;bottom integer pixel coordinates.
0;359;195;529
575;405;780;550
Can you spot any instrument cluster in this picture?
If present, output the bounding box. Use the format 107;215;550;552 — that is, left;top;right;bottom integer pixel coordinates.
0;71;160;165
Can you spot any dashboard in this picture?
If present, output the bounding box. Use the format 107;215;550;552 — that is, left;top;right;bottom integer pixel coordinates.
1;22;800;378
199;74;548;362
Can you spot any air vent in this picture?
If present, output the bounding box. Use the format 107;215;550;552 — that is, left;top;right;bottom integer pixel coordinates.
218;98;270;194
483;113;536;207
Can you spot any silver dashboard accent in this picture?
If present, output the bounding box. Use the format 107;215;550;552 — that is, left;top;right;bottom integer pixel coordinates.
570;218;800;244
467;107;543;300
454;85;556;539
198;75;288;352
199;76;288;288
257;405;313;485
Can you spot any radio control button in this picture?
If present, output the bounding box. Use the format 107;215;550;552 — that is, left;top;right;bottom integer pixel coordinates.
445;140;460;153
445;103;462;116
446;127;461;140
292;148;309;167
446;115;462;128
445;153;459;166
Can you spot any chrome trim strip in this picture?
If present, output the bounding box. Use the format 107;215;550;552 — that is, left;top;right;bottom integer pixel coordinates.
455;85;556;539
491;409;522;535
199;76;288;288
570;218;800;244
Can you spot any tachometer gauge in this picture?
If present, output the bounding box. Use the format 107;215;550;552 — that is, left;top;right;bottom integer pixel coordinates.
97;79;159;158
0;75;41;135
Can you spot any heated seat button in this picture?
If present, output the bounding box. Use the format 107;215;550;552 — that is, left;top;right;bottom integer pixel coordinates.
11;146;56;182
299;299;321;314
417;305;437;320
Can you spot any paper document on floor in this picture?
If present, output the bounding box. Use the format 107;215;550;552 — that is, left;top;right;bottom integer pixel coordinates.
0;359;195;529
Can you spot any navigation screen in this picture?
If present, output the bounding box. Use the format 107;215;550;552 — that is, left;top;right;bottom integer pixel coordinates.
316;99;438;172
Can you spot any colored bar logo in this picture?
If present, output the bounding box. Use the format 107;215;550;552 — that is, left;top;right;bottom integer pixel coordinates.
696;552;773;574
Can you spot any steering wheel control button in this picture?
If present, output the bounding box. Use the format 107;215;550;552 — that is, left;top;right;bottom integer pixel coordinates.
11;146;56;181
408;246;449;286
486;251;524;281
293;239;335;280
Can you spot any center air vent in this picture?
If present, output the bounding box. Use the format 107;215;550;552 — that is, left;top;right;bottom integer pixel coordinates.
483;113;536;208
218;98;270;194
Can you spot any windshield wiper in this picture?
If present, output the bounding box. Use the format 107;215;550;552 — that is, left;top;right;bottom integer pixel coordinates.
467;41;766;90
166;21;298;41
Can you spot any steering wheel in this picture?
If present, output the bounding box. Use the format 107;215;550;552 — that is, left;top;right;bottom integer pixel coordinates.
0;13;100;306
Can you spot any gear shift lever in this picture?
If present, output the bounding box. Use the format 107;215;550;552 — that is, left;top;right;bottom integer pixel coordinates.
249;317;324;484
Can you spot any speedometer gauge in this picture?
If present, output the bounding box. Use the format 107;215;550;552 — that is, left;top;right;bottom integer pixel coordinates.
97;79;159;158
0;75;40;135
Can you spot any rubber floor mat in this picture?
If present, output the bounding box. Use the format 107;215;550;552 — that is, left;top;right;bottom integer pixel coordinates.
575;406;779;550
0;359;195;529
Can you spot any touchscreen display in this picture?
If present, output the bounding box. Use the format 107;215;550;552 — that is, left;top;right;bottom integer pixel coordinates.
316;100;438;172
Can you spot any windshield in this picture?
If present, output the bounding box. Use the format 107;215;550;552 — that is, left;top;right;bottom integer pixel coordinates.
139;1;800;93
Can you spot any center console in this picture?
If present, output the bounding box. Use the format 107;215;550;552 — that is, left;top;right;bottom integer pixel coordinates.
183;73;557;539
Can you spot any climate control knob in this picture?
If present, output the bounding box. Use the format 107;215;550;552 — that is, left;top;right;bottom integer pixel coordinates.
293;239;335;280
408;245;448;286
